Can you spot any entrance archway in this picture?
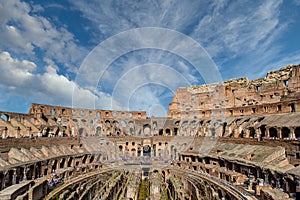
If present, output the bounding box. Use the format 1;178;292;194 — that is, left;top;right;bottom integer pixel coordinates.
281;127;290;139
269;128;278;138
143;145;151;157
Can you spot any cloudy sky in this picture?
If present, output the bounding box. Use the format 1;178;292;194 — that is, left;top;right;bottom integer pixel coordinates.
0;0;300;116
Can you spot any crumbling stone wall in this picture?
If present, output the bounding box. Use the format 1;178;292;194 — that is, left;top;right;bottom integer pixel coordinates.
168;64;300;119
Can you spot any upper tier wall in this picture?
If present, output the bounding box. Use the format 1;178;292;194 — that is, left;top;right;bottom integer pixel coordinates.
168;64;300;118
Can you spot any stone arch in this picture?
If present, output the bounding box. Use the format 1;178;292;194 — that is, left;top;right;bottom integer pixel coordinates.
0;114;9;121
269;127;278;138
143;124;151;135
51;160;58;172
128;121;134;135
282;127;290;139
152;121;157;128
82;155;88;164
121;120;127;127
119;145;123;152
260;125;266;137
67;157;73;167
60;158;66;168
131;148;136;157
78;128;84;137
159;129;163;135
95;126;102;135
105;120;111;127
249;127;256;138
51;108;55;116
89;155;95;163
165;128;171;136
143;145;151;157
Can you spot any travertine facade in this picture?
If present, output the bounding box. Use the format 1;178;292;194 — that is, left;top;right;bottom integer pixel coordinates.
169;64;300;119
0;64;299;200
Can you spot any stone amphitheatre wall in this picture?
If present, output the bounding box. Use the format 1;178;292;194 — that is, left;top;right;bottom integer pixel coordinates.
168;64;300;119
0;64;300;199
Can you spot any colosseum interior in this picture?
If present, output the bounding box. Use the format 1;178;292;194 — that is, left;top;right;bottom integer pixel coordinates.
0;64;299;200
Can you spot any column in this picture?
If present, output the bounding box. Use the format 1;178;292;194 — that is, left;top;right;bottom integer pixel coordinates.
32;164;36;179
266;128;270;138
23;167;27;181
277;128;282;139
264;172;269;185
290;127;296;139
12;169;16;184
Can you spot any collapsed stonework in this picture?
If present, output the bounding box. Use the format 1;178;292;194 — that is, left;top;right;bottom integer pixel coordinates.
0;64;299;199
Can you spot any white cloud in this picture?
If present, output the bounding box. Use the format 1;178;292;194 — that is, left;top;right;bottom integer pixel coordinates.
193;1;283;57
69;0;292;77
0;51;98;108
0;0;87;70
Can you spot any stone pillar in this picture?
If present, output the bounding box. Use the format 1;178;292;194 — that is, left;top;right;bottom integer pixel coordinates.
277;128;282;139
264;173;269;185
23;167;27;181
12;169;16;184
32;164;36;179
290;127;296;139
27;127;31;137
266;128;270;138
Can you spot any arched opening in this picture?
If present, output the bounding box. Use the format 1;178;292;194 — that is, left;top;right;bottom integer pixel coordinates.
174;128;178;136
281;127;290;139
260;125;266;138
137;148;142;157
143;145;151;157
165;128;171;136
121;121;126;127
159;129;163;136
143;124;151;135
129;121;134;135
51;108;55;116
89;155;95;163
289;103;296;112
96;126;101;135
1;114;8;121
131;148;136;157
240;130;244;138
60;158;65;168
67;157;73;167
269;128;278;138
51;160;57;172
78;128;84;137
249;127;255;138
97;112;100;119
82;155;87;164
294;127;300;139
119;145;123;152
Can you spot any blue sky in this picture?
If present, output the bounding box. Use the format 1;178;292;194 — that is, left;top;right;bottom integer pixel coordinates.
0;0;300;116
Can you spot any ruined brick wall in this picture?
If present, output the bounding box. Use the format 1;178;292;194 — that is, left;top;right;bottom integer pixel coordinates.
168;64;300;119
